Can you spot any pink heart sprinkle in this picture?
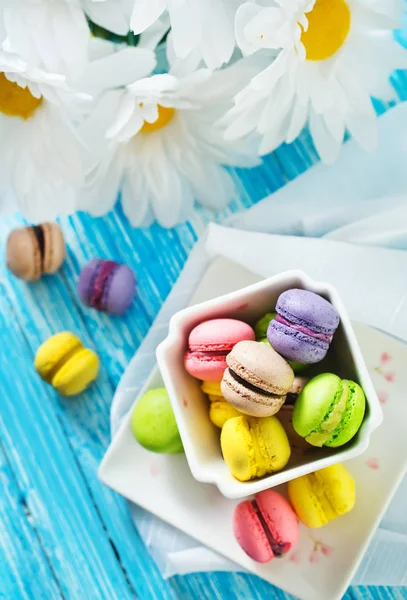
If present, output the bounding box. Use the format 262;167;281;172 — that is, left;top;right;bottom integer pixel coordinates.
309;550;320;564
289;550;301;564
320;544;334;557
150;464;160;477
380;352;392;364
365;457;380;470
377;391;389;405
384;372;396;383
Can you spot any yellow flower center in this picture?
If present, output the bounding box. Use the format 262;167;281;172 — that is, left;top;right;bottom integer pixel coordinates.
140;105;175;133
301;0;351;61
0;72;43;119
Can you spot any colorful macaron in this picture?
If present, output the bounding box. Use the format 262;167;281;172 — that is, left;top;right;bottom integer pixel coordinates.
221;415;291;481
221;340;294;417
201;381;242;428
234;489;299;563
78;258;136;315
35;332;99;396
6;222;65;282
254;312;276;340
288;464;356;528
292;373;366;447
131;388;183;454
267;289;340;364
184;319;255;382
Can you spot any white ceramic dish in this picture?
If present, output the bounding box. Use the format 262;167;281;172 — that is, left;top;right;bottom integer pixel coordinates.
156;269;382;499
99;323;407;600
100;260;407;600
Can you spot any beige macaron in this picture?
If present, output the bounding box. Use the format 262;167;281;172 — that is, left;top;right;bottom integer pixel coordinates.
221;340;294;417
6;223;65;282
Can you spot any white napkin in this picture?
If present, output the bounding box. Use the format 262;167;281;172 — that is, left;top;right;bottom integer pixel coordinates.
111;102;407;585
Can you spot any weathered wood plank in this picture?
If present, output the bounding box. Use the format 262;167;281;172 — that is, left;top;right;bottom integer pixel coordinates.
0;444;62;600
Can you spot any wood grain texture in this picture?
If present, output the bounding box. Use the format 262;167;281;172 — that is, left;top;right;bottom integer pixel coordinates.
1;66;407;600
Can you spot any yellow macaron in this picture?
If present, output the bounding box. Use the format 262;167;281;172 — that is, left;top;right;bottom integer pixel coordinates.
35;332;100;396
209;401;242;429
288;463;356;528
220;415;291;482
201;380;223;402
201;380;242;428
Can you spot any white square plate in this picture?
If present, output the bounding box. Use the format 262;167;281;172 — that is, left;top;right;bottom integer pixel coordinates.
99;259;407;600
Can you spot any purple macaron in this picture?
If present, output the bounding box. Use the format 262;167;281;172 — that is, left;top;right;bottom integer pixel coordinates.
267;289;340;364
78;259;136;315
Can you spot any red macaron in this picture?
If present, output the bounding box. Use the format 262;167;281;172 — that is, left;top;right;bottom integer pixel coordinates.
234;489;299;563
184;318;255;382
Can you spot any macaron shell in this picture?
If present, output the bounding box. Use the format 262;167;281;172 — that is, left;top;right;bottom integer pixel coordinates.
288;475;330;528
184;353;227;382
250;416;291;477
315;464;356;515
201;380;222;397
233;500;274;563
131;388;183;454
77;258;100;305
226;340;294;396
209;401;242;428
324;381;366;447
6;227;41;281
254;312;277;340
221;416;257;482
292;373;343;438
288;464;355;528
105;264;136;315
188;319;255;352
35;332;82;383
52;348;100;396
42;222;66;274
267;320;328;364
256;489;299;553
221;369;286;417
276;289;340;335
259;337;308;373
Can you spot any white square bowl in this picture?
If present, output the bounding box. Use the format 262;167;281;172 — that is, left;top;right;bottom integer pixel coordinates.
156;270;383;499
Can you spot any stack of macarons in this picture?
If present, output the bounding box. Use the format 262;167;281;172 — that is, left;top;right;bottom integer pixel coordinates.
234;462;356;563
183;289;366;482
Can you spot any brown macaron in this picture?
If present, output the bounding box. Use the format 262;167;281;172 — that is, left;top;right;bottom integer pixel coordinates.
6;222;65;282
221;340;294;417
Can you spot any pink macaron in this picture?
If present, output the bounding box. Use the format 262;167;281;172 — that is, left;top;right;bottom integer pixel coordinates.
184;318;255;382
234;489;299;563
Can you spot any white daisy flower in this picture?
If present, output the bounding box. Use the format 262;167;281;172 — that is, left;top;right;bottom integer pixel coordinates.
0;0;90;78
80;0;134;36
130;0;243;69
80;56;260;227
225;0;407;164
235;0;315;59
0;49;88;220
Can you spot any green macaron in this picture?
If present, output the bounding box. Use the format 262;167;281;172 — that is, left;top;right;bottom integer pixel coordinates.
254;312;277;339
292;373;366;448
131;388;184;454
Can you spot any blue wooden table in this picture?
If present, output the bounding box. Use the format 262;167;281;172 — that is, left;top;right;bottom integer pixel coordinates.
2;61;407;600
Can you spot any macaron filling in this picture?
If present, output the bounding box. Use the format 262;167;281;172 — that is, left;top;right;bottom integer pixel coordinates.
229;369;279;398
305;381;349;446
89;260;118;310
252;500;286;557
31;224;45;265
275;314;333;343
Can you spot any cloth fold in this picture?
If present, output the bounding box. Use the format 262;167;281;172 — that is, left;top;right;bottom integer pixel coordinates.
111;102;407;586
